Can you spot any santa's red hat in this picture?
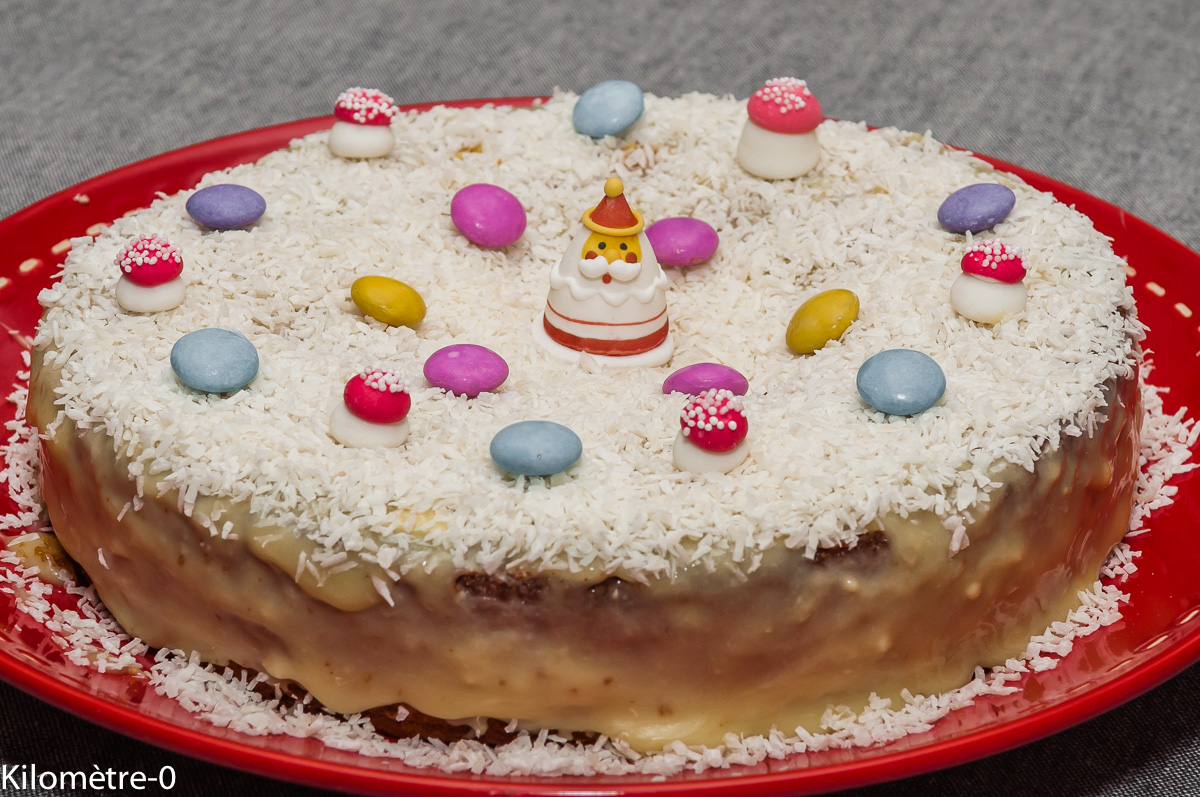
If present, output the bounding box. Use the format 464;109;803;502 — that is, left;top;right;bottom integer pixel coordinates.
582;177;644;235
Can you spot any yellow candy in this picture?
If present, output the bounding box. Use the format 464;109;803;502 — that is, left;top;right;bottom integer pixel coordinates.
351;275;426;328
786;288;860;355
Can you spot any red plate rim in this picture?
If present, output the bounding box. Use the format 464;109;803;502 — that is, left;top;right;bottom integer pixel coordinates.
0;96;1198;797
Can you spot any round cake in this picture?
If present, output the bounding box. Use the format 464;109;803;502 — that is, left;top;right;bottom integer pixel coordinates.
28;89;1142;752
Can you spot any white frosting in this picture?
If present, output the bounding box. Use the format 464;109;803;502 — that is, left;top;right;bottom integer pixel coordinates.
736;120;820;179
949;273;1028;324
328;120;395;159
114;276;185;313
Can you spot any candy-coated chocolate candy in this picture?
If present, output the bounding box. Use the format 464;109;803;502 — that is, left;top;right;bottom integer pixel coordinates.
424;344;508;397
960;240;1026;283
451;184;527;249
572;80;644;138
351;275;426;327
856;349;946;416
344;368;411;424
645;217;719;267
185;184;266;230
937;184;1016;233
115;234;183;286
490;420;582;477
786;289;860;355
679;389;748;453
170;328;259;394
662;363;748;397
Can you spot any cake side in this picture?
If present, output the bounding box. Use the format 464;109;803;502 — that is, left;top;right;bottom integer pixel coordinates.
30;355;1140;750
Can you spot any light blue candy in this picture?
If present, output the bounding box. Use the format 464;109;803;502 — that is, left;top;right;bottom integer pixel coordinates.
572;80;644;138
171;328;259;394
490;420;582;477
856;349;946;416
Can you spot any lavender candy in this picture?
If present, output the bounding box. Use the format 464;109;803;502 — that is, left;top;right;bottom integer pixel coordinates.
937;183;1016;234
186;184;266;230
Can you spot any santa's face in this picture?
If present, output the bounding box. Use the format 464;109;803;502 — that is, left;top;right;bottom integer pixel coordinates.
581;231;643;274
550;229;664;307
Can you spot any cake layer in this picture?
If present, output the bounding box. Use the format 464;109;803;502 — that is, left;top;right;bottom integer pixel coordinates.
31;355;1140;749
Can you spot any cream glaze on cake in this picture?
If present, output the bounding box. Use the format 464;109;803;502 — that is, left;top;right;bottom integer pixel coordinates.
30;94;1141;750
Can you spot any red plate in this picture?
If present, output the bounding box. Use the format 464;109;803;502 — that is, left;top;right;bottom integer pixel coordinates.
0;98;1198;796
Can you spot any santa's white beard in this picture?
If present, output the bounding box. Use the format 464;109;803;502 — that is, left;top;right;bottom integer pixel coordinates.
550;255;666;307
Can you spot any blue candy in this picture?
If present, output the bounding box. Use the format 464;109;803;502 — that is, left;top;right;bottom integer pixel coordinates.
186;184;266;230
572;80;644;138
171;328;259;393
937;183;1016;233
490;420;582;477
856;349;946;416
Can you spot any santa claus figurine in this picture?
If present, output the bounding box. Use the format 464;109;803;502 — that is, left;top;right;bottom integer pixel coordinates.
536;176;673;366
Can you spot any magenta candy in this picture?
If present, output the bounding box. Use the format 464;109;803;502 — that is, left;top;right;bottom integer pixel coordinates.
450;184;526;249
424;344;508;398
662;362;748;397
645;217;719;267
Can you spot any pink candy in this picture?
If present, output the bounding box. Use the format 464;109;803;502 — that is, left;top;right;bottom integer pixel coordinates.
334;88;398;126
451;184;526;249
680;389;748;453
343;368;411;424
961;240;1026;283
746;78;823;134
114;234;183;287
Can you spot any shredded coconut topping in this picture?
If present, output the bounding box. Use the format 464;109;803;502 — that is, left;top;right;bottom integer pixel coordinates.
35;93;1141;580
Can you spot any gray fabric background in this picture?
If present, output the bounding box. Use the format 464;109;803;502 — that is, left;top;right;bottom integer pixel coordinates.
2;0;1199;794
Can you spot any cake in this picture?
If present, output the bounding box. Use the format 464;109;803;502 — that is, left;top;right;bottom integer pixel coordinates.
26;86;1143;754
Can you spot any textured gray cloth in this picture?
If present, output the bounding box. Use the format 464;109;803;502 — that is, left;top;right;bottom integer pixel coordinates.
2;0;1199;794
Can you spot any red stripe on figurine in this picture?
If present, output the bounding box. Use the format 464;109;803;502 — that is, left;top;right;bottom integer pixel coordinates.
543;315;669;355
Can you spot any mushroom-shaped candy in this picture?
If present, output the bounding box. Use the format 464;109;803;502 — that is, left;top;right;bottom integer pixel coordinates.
950;240;1028;324
114;234;186;313
736;78;823;180
328;88;399;159
673;389;750;474
329;368;412;448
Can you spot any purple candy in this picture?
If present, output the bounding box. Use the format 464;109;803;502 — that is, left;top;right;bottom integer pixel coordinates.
937;183;1016;234
424;344;509;398
662;362;748;397
451;184;527;249
185;184;266;230
645;217;719;267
